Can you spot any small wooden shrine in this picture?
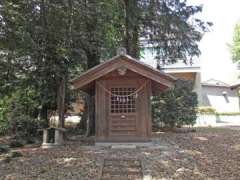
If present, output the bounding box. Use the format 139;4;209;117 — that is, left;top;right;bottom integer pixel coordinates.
72;51;176;142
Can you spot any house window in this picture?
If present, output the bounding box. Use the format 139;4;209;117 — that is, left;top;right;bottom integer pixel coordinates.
110;87;136;113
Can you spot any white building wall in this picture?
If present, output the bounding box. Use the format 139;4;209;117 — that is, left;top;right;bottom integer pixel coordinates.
202;86;239;112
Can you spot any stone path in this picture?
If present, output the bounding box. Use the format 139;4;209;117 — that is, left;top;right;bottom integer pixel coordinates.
0;139;200;179
100;158;143;180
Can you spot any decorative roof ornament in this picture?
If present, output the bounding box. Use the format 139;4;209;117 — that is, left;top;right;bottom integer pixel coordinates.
117;47;127;56
117;65;127;75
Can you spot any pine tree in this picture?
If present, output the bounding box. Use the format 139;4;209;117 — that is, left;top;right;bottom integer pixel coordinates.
0;0;210;130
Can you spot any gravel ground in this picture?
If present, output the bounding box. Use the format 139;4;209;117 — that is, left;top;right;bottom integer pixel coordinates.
1;127;240;180
158;127;240;179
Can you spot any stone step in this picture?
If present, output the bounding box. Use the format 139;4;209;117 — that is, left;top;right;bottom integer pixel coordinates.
95;142;152;147
111;144;136;149
100;158;143;180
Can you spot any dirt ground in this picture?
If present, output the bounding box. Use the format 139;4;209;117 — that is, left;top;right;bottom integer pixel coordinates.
1;127;240;180
158;127;240;179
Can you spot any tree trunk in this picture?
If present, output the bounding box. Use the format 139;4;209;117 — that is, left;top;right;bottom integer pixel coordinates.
57;76;66;128
123;0;140;59
78;95;88;130
124;0;130;55
40;104;49;127
78;93;95;137
85;95;90;137
86;95;95;136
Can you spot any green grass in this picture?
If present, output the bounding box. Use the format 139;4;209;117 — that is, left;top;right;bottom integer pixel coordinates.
195;127;237;133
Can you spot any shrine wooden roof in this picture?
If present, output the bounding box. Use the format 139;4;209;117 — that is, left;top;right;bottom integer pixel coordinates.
72;54;176;90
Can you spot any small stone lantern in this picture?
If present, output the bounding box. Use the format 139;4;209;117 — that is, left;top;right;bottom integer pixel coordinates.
39;127;66;148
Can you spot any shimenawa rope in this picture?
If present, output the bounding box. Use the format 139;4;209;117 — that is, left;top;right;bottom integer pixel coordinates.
96;81;148;98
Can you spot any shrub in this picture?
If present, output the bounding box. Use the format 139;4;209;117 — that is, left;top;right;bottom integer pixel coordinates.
14;115;43;138
4;155;11;163
11;151;23;158
0;97;11;135
2;152;23;164
9;140;24;148
0;88;46;139
25;137;36;144
197;106;216;114
152;79;198;128
196;106;240;115
0;144;10;154
216;112;240;116
0;120;10;136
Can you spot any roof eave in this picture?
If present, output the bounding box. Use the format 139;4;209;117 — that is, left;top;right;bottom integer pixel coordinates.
71;55;176;90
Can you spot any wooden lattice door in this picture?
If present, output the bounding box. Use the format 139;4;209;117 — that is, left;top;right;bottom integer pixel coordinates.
108;86;138;140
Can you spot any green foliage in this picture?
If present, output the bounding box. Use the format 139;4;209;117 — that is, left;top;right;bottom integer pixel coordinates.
10;151;23;158
231;23;240;62
140;1;212;64
0;0;120;126
0;88;45;137
216;112;240;116
9;140;24;148
0;0;209;134
7;88;40;117
4;155;12;163
12;115;43;138
2;151;23;163
152;79;198;128
197;106;216;114
0;97;11;135
197;106;240;115
25;137;36;144
0;144;10;154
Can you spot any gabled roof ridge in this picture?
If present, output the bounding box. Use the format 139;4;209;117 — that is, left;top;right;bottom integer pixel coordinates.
72;54;177;83
202;78;230;87
71;54;176;90
230;79;240;89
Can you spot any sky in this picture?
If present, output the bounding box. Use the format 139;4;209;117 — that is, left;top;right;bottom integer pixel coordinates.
142;0;240;83
190;0;240;83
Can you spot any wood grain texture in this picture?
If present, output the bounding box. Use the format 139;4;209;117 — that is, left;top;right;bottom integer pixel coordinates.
95;70;152;142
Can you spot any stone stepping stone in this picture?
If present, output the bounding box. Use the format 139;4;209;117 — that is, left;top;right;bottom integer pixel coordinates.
99;158;143;180
111;145;136;149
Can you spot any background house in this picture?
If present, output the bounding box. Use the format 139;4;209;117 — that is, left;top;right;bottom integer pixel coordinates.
162;66;240;112
201;79;240;112
161;62;202;105
141;49;240;112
